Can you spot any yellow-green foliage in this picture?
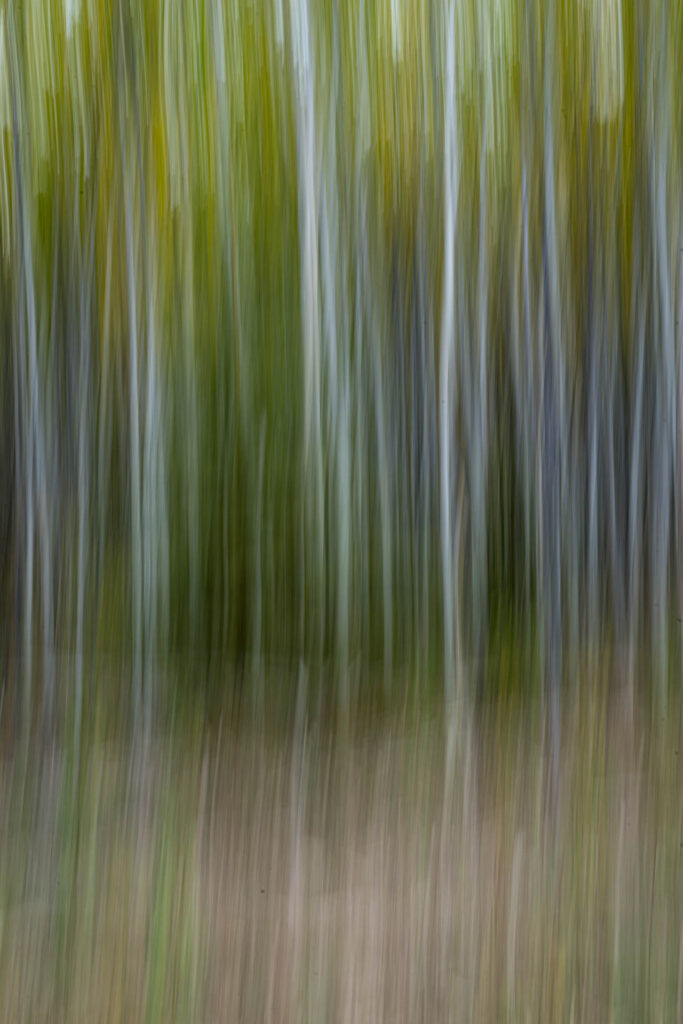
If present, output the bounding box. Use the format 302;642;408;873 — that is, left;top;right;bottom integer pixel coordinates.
1;0;682;702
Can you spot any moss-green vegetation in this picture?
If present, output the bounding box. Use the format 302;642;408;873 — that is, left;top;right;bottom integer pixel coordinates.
1;0;683;717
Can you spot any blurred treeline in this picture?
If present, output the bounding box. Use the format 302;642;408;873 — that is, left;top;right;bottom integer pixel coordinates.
0;0;682;716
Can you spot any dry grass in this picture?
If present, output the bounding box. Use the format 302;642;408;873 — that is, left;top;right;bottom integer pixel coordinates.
0;684;681;1022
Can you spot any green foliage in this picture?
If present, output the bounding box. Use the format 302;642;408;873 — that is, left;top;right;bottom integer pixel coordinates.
1;0;683;712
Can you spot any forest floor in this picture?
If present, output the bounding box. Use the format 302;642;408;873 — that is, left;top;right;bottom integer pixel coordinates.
0;676;681;1021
